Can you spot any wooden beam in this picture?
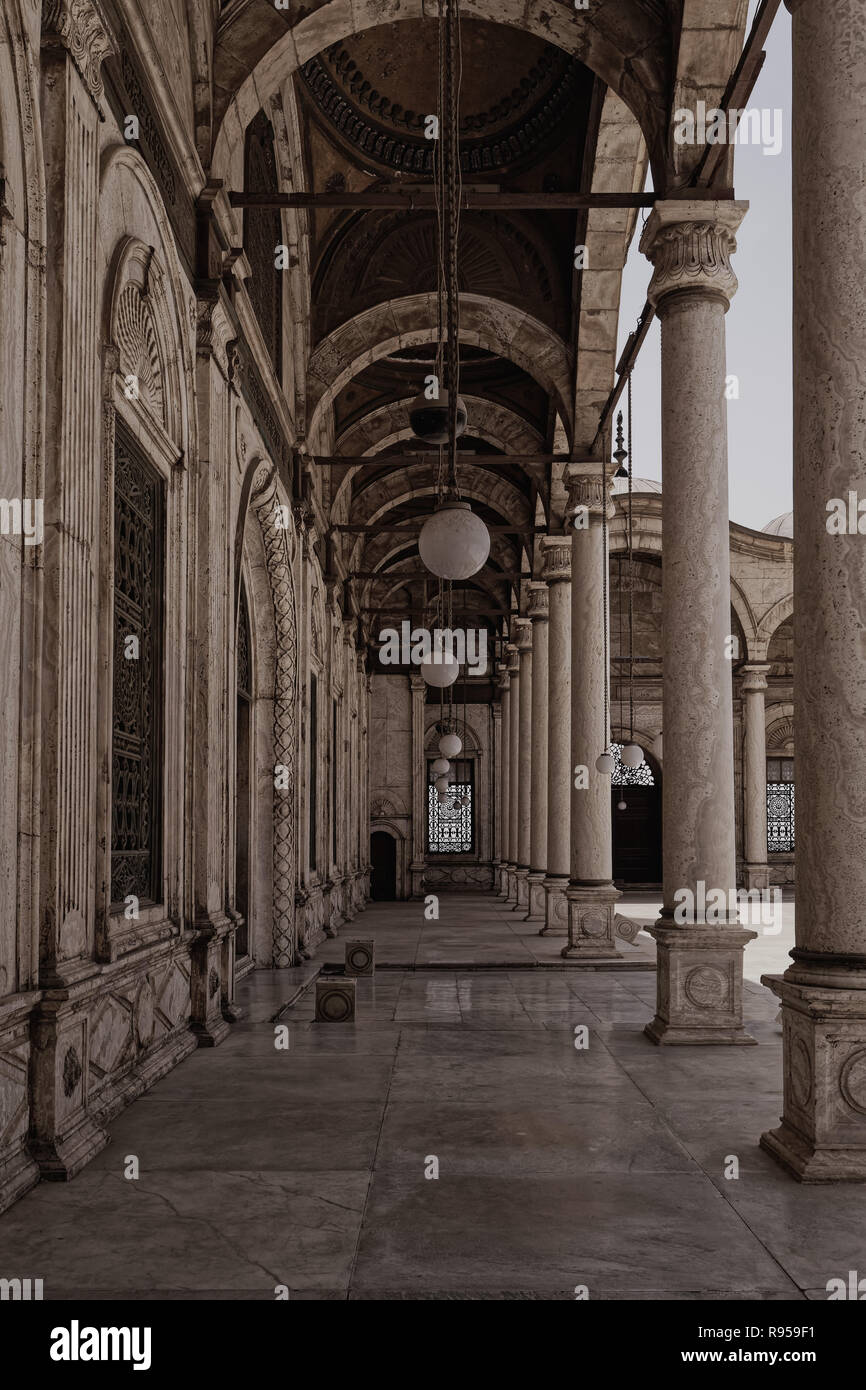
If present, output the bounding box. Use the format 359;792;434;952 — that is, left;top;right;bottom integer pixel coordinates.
313;453;562;468
230;190;657;212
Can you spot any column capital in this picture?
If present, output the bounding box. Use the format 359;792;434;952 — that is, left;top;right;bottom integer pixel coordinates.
496;662;511;693
541;535;572;583
409;674;427;693
505;642;521;674
512;617;533;653
741;663;771;693
42;0;116;103
527;581;549;622
566;462;615;520
640;200;749;312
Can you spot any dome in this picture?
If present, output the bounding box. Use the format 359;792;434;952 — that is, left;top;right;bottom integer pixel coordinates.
762;511;793;538
612;477;662;495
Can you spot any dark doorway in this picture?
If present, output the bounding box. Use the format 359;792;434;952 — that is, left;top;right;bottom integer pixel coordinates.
610;746;662;885
370;831;397;900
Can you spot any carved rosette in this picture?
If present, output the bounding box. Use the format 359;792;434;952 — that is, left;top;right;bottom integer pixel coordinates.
42;0;116;103
640;201;748;311
541;536;571;584
527;581;548;622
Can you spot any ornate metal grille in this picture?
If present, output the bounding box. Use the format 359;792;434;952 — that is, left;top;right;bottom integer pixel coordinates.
244;110;283;377
111;427;165;908
608;742;655;787
427;759;474;854
767;757;795;853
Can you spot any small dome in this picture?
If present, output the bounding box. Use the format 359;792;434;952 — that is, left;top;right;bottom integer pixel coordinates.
762;511;793;538
612;476;662;495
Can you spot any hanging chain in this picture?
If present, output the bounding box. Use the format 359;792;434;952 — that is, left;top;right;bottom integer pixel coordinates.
444;0;461;495
627;370;635;743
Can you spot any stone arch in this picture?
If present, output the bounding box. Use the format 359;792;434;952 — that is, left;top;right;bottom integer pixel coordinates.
730;579;759;661
425;713;481;757
766;704;795;756
335;395;545;463
248;459;300;967
756;593;795;661
211;0;671;187
306;294;573;444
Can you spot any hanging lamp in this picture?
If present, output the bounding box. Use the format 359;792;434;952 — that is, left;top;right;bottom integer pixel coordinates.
620;374;644;771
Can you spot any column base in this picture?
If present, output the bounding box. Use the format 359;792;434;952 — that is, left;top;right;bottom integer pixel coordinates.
759;973;866;1181
644;921;757;1045
524;872;546;921
560;883;622;959
744;863;771;892
496;864;509;897
514;867;529;910
506;865;518;903
540;876;569;935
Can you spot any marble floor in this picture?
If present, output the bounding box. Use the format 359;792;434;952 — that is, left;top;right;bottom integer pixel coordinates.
1;892;859;1301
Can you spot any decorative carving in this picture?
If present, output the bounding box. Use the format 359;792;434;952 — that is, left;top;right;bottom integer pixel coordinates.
116;284;165;423
208;967;220;999
237;583;252;697
62;1046;82;1098
541;537;571;583
684;965;729;1011
566;467;613;518
118;51;176;206
640;203;748;310
252;467;298;966
301;43;583;177
790;1034;813;1109
512;618;532;653
839;1049;866;1117
527;582;548;621
42;0;115;103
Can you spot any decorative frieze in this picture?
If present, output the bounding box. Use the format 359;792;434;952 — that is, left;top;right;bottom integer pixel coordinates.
541;536;571;583
42;0;115;104
526;581;548;622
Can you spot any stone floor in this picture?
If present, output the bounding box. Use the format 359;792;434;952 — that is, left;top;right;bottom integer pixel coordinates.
2;892;861;1301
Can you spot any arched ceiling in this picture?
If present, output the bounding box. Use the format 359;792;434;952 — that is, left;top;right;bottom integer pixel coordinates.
213;0;750;656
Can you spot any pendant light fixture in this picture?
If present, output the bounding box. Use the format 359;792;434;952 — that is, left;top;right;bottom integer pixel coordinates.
439;731;462;758
415;0;490;583
596;440;615;776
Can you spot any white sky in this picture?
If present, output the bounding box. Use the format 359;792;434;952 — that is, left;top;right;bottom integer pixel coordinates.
615;0;792;531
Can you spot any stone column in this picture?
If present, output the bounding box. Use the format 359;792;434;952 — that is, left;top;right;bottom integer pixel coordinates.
496;665;511;896
30;0;116;1180
762;0;866;1178
640;200;756;1043
506;643;520;901
492;683;504;887
409;674;427;897
742;665;771;891
514;619;533;909
541;537;572;934
525;584;549;920
562;466;621;958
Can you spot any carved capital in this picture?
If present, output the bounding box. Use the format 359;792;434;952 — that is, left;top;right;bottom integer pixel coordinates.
505;643;520;676
742;663;771;694
640;201;748;311
527;581;549;622
496;663;511;693
513;618;532;654
42;0;116;103
541;535;572;583
566;464;614;519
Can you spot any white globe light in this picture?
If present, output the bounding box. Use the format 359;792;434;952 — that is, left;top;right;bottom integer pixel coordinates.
596;752;615;775
418;500;490;580
420;652;459;687
438;732;462;758
617;799;627;812
434;775;450;794
431;757;450;775
621;744;644;768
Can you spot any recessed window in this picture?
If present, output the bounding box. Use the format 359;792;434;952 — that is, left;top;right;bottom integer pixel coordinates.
767;757;795;853
427;758;474;854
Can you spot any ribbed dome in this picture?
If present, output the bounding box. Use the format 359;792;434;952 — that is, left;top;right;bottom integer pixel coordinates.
762;511;793;538
612;477;662;495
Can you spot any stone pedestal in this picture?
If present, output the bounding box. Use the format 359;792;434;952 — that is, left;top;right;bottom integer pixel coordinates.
561;467;620;959
524;583;548;920
742;664;771;891
540;538;571;935
640;200;754;1036
760;0;866;1177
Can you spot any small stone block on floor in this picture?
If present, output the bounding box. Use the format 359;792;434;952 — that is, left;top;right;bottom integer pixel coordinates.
315;977;356;1021
345;940;375;976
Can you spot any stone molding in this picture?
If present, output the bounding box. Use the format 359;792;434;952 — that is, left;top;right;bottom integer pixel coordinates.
527;582;549;622
640;201;748;311
741;663;771;694
512;619;532;653
42;0;116;103
541;536;571;583
566;463;614;518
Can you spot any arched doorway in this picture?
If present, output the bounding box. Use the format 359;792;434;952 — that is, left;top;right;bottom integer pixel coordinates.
609;744;662;885
370;831;397;900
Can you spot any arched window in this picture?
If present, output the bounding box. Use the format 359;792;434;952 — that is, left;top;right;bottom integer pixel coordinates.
767;756;795;852
427;759;475;854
